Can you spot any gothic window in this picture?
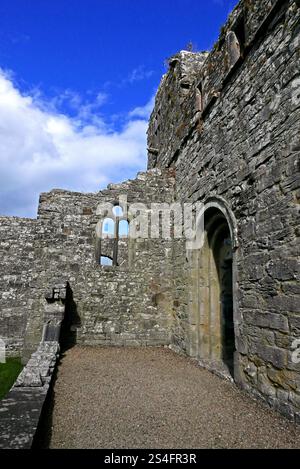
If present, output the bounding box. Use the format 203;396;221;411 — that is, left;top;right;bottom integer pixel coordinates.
113;205;123;217
102;218;115;238
226;14;245;69
100;256;113;266
226;31;241;68
118;219;129;238
97;205;129;267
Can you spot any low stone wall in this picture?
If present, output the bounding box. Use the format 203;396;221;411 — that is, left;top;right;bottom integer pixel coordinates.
0;284;65;449
0;341;59;449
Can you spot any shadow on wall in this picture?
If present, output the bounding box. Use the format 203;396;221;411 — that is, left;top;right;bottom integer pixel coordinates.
59;283;81;352
33;283;81;448
31;361;58;449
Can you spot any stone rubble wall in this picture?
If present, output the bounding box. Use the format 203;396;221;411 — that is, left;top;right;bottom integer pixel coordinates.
0;169;176;360
148;0;300;422
0;343;59;449
0;0;299;427
0;217;37;355
0;286;65;449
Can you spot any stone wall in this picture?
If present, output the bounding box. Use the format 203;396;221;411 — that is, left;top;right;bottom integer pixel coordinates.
0;0;299;426
148;0;300;422
0;169;176;360
0;285;65;449
0;217;37;355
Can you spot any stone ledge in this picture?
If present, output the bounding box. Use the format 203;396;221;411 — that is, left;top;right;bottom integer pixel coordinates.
0;341;59;449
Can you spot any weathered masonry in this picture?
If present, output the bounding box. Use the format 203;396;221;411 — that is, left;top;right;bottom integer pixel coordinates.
0;169;176;362
0;0;300;425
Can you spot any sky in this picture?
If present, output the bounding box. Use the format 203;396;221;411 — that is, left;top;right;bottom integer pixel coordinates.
0;0;237;218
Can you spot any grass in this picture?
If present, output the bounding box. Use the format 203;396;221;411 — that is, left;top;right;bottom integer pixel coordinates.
0;358;23;400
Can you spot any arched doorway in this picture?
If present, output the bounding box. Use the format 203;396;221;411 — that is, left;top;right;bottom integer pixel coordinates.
188;202;236;378
205;207;235;375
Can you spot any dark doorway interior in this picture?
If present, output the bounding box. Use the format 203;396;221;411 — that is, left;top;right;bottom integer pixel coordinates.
206;209;235;377
218;234;235;376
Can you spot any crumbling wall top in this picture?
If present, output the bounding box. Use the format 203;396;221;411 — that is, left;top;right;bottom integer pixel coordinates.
147;0;292;169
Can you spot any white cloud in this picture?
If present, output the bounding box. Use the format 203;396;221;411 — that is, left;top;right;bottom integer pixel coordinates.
126;66;154;84
101;66;154;92
0;69;154;218
129;96;155;119
118;66;154;87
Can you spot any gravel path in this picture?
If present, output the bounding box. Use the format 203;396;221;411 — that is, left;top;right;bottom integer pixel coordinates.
48;346;300;449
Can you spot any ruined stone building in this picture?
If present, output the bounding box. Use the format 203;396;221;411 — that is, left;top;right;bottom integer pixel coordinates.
0;0;300;425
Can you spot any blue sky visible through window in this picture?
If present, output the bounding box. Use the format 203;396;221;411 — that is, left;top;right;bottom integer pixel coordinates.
0;0;238;218
113;206;123;217
119;220;129;237
102;218;115;236
100;256;113;266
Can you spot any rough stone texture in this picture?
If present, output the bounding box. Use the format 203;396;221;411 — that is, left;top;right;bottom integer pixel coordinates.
147;0;300;423
0;287;64;448
49;347;300;449
0;342;60;449
0;217;37;356
0;169;176;359
0;387;49;449
0;0;299;428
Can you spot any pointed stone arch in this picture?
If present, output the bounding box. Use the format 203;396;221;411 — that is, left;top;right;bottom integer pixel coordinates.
188;196;239;379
